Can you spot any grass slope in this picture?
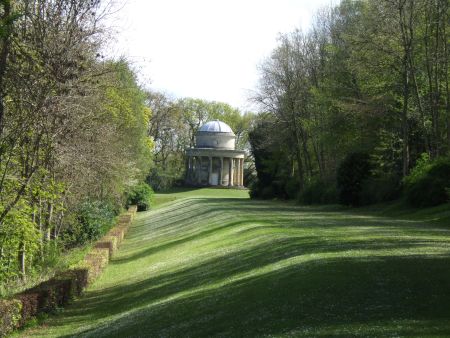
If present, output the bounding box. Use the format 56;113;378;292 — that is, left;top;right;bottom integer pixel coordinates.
20;189;450;337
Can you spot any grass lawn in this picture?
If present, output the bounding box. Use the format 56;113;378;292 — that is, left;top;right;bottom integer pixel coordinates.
19;188;450;337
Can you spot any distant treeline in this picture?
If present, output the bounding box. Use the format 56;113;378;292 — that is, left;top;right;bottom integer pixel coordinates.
249;0;449;206
0;1;152;288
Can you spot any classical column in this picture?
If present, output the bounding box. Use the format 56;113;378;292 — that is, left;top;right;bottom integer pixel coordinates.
197;157;202;185
191;156;195;183
233;158;241;186
185;156;190;183
208;156;212;185
236;158;242;186
236;158;240;186
229;157;234;187
220;157;224;186
240;158;244;186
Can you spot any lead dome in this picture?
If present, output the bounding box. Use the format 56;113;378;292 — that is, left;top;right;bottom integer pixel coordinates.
198;120;234;134
195;120;235;150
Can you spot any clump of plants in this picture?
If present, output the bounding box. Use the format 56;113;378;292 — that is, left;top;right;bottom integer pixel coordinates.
63;200;117;247
337;152;372;206
403;154;450;207
126;183;154;211
299;178;338;205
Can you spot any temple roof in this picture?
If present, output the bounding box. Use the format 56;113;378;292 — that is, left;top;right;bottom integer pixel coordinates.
198;120;234;134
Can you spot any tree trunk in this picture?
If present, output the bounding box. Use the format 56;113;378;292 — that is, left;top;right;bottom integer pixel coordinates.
18;241;26;279
401;66;410;177
0;0;12;136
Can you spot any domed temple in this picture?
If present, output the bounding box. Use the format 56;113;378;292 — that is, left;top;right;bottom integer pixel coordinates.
185;120;245;187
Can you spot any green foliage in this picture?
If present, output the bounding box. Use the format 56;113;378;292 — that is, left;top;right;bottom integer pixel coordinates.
147;168;184;192
63;201;117;248
0;299;22;336
0;200;40;280
360;174;402;205
250;0;450;209
299;178;338;205
248;117;295;200
337;152;372;206
404;157;450;208
126;183;154;211
402;153;432;187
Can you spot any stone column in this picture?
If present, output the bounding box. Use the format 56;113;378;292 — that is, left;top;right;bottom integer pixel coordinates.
208;156;212;185
185;156;190;183
236;158;240;186
234;158;241;186
197;157;202;185
240;158;244;186
220;157;224;186
229;157;234;187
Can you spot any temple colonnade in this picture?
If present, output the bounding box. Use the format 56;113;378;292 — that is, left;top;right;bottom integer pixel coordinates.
185;152;244;187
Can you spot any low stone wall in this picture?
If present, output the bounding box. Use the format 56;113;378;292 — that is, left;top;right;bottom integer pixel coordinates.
0;206;138;337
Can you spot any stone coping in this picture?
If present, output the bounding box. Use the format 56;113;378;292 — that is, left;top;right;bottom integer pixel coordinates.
186;148;246;157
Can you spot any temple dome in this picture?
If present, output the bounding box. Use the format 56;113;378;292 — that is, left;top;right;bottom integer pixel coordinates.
195;120;235;149
198;120;234;134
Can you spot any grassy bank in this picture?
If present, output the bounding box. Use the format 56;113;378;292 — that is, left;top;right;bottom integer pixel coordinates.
20;188;450;337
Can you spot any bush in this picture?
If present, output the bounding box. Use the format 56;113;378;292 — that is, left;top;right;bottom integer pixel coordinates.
260;185;275;199
147;168;182;191
404;156;450;207
284;177;300;200
63;200;116;247
0;299;22;336
300;178;338;205
337;152;372;206
82;248;110;284
360;174;401;205
126;183;154;211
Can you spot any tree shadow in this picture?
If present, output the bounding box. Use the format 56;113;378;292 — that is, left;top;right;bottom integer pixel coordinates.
30;197;450;337
57;252;450;337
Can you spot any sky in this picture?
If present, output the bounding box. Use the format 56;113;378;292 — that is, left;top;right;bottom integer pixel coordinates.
105;0;337;111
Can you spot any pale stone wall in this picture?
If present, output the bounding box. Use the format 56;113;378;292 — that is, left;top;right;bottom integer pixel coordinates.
195;131;235;150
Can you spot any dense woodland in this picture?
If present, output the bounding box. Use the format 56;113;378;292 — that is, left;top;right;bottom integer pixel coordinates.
250;0;449;207
0;0;152;288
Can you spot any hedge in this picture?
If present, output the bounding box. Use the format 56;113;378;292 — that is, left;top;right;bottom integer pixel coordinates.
0;205;138;336
0;299;21;337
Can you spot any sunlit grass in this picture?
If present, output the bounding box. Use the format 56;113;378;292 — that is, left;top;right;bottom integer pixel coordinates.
19;188;450;337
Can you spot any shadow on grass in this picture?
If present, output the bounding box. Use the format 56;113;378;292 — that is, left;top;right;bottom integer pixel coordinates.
31;196;450;337
49;234;450;337
59;252;450;337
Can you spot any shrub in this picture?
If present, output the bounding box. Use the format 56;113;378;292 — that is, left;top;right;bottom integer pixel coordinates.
403;153;432;187
16;292;39;325
337;152;371;206
95;236;118;259
58;269;88;297
404;157;450;207
126;183;154;211
82;248;110;284
0;299;22;336
360;174;401;205
300;178;338;205
146;168;182;191
260;185;275;199
63;200;116;247
284;177;300;200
